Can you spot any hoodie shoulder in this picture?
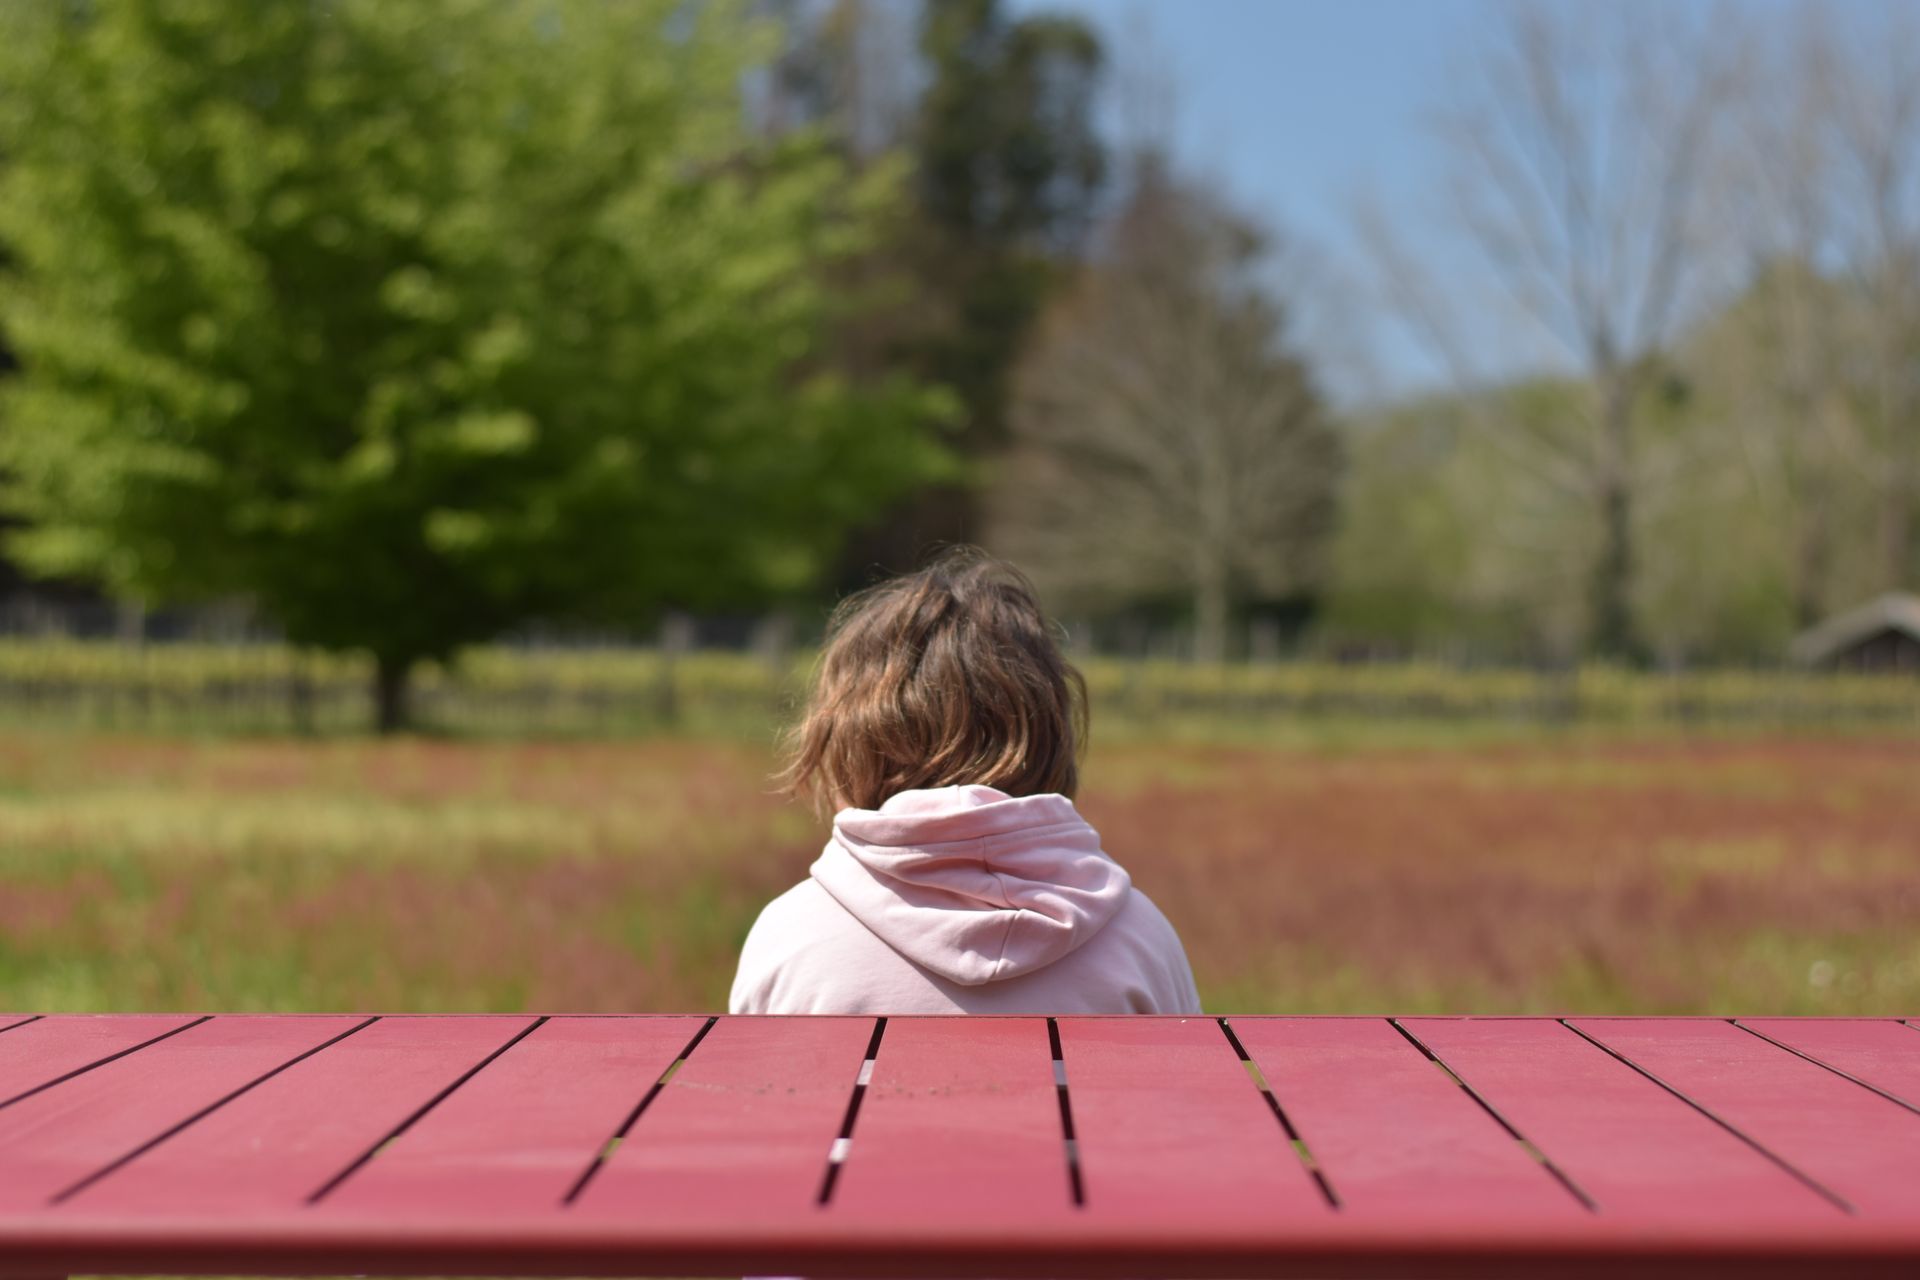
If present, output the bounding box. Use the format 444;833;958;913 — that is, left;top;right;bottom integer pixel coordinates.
728;879;841;1014
1097;888;1205;1015
729;877;966;1015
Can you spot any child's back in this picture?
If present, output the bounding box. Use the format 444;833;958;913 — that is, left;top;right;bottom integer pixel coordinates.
729;549;1200;1017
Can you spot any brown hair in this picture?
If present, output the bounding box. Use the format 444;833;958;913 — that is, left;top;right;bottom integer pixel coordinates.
779;548;1088;815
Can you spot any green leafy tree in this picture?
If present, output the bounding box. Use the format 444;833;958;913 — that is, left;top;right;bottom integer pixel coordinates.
762;0;1105;575
903;0;1105;513
0;0;950;730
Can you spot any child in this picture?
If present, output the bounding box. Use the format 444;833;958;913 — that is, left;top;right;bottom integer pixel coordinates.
729;549;1201;1016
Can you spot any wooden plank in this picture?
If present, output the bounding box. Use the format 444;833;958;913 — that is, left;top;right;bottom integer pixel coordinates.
1231;1017;1583;1219
0;1014;202;1106
319;1015;701;1215
828;1017;1070;1227
1405;1018;1842;1220
1055;1016;1331;1225
64;1017;533;1213
573;1015;872;1224
4;1013;1919;1277
1571;1017;1920;1216
1739;1018;1920;1112
0;1016;363;1211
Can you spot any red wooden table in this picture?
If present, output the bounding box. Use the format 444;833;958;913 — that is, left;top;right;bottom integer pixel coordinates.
2;1014;1919;1277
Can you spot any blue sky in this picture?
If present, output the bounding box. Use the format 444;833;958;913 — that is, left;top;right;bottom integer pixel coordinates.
999;0;1874;400
1001;0;1511;397
1007;0;1484;268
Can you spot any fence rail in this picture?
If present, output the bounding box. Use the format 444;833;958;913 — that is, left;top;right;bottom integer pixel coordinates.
1;640;1917;737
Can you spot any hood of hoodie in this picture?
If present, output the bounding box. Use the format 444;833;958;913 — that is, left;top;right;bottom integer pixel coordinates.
809;784;1132;987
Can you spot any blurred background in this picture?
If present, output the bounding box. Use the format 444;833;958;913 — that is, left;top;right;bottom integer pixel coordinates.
1;0;1917;1017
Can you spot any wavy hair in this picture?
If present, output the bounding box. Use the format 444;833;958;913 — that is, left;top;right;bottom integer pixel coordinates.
779;548;1087;816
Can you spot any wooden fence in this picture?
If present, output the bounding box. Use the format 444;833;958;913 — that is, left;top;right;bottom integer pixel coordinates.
1;641;1916;737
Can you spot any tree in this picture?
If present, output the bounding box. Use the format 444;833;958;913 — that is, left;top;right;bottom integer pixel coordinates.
1804;6;1920;591
1325;384;1591;662
741;1;1109;584
757;0;920;166
1688;260;1872;630
1708;16;1863;631
910;0;1105;454
0;0;949;730
1362;1;1746;660
1682;4;1920;629
987;160;1340;662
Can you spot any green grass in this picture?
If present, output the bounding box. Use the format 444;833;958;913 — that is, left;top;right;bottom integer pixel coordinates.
3;730;1918;1015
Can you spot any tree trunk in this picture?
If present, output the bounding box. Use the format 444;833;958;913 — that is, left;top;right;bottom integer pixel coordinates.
1589;379;1638;661
1794;502;1832;632
1193;559;1230;665
1591;476;1636;660
1788;393;1837;631
1792;415;1835;630
1885;470;1915;592
289;655;315;737
1879;306;1920;591
374;655;412;735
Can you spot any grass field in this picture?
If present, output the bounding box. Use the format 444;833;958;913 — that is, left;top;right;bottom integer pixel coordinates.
3;730;1918;1015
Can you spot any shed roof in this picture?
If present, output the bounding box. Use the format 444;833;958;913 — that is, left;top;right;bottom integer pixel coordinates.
1789;591;1920;665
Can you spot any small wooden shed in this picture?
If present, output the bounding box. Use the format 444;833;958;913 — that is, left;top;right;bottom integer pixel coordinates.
1790;592;1920;672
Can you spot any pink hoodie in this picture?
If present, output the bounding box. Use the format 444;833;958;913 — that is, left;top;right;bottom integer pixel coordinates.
729;785;1202;1015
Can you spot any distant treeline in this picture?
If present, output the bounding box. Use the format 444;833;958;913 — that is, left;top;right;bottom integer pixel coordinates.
2;641;1915;739
0;1;1916;732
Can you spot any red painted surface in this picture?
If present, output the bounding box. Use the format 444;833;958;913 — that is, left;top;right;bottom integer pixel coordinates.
1571;1017;1920;1216
828;1017;1069;1227
66;1017;533;1213
575;1014;871;1225
1055;1015;1329;1225
1231;1016;1582;1219
1403;1017;1841;1220
1;1014;1919;1277
1738;1017;1920;1111
320;1016;696;1215
0;1013;200;1105
0;1016;362;1211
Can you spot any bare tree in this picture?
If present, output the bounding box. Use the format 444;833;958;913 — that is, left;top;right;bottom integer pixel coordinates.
1700;3;1920;615
1809;4;1920;591
1702;5;1876;629
987;159;1339;662
1362;1;1747;659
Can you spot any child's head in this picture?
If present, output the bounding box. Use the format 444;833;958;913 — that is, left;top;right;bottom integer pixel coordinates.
780;547;1087;815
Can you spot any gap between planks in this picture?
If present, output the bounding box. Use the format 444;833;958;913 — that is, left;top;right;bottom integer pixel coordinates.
562;1017;718;1205
1557;1019;1854;1214
814;1018;1085;1210
1046;1018;1085;1207
0;1016;211;1114
1217;1018;1342;1209
815;1018;886;1206
1732;1020;1920;1118
1388;1019;1598;1212
50;1018;382;1204
308;1016;549;1203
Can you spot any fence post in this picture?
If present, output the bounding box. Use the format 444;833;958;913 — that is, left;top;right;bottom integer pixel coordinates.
654;613;695;729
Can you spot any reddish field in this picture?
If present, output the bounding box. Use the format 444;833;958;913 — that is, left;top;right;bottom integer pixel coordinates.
2;733;1917;1014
